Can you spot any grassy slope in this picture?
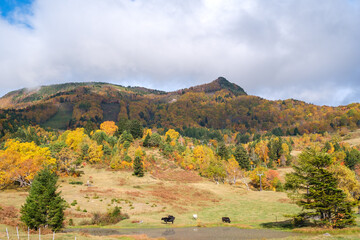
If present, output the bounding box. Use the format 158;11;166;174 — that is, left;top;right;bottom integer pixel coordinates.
2;139;360;239
41;103;73;130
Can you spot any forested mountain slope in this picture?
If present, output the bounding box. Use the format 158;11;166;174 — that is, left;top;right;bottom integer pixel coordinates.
0;77;359;135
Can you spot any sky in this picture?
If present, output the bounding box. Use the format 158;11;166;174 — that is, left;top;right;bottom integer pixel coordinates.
0;0;360;106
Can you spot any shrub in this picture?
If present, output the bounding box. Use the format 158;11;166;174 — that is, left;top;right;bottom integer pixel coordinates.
68;218;74;226
81;207;129;226
69;181;83;185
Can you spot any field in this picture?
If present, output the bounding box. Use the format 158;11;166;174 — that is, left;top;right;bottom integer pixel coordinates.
41;103;73;130
2;138;360;239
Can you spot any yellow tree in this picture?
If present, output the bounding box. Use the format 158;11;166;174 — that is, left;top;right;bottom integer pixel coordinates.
56;147;78;175
143;129;152;139
65;128;87;151
225;157;243;185
193;145;206;168
87;143;104;164
100;121;118;136
165;129;179;141
254;140;269;166
0;140;56;187
329;164;360;201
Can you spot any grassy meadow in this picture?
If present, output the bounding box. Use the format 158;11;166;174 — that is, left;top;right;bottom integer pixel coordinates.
2;131;360;239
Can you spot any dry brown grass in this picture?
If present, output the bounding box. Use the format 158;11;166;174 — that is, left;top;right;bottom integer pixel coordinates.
64;209;92;218
125;191;144;198
79;187;118;195
118;177;128;186
152;169;203;183
0;204;20;227
148;184;220;207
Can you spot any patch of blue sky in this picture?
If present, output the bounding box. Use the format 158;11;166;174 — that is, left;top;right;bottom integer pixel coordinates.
0;0;34;27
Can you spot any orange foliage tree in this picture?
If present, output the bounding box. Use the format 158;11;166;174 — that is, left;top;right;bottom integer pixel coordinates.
0;140;56;187
100;121;118;136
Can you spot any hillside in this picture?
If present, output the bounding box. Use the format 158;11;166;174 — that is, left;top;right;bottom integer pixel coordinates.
0;77;360;135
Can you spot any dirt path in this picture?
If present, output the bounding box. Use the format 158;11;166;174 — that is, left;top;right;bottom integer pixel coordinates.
65;227;297;240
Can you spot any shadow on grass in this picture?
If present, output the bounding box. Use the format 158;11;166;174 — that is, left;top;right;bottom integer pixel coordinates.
261;219;314;230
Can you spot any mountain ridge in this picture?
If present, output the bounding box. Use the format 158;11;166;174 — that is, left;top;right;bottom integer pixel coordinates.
0;77;359;135
0;77;245;108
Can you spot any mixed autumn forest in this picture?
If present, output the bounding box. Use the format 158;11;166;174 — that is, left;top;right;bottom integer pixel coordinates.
1;78;360;239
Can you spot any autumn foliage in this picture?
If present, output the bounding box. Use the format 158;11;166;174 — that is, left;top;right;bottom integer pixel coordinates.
0;140;56;187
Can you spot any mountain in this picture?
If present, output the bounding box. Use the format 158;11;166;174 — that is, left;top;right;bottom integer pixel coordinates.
0;82;166;109
176;77;247;96
0;77;359;135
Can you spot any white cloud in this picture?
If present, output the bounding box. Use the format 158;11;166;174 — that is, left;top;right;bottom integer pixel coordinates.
0;0;360;106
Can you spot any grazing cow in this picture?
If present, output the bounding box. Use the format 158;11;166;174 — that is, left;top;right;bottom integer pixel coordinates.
162;215;175;224
222;217;231;223
193;214;198;220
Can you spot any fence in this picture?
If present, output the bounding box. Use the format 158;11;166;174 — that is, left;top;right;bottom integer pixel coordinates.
1;227;78;240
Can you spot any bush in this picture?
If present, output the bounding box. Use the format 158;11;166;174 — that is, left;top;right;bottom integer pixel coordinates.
249;166;282;191
69;181;83;185
81;207;129;226
68;218;74;226
148;133;161;147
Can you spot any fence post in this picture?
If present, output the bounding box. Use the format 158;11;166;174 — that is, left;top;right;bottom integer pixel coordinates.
6;227;9;240
28;227;30;240
53;231;55;240
17;226;20;240
39;227;41;240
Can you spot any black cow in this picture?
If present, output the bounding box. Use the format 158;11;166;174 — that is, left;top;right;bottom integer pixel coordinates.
222;217;231;223
162;215;175;224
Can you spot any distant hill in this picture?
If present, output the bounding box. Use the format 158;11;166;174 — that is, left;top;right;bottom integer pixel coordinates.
174;77;247;96
0;82;165;109
0;77;359;134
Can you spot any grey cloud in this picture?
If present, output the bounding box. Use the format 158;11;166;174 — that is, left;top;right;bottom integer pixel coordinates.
0;0;360;106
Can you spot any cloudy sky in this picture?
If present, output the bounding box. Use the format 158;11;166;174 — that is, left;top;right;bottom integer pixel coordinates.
0;0;360;106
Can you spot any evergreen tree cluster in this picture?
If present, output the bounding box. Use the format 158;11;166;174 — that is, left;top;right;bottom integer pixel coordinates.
116;119;143;139
234;145;250;170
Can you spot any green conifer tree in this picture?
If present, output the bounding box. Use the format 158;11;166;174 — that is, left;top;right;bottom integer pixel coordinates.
143;133;150;147
217;142;229;160
285;148;355;228
20;168;65;231
130;120;143;139
119;130;134;143
133;156;144;177
234;145;250;170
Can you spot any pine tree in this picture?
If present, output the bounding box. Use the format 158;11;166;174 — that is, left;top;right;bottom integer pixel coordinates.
217;142;229;160
20;168;65;231
130;120;143;139
143;133;150;147
133;156;144;177
285;148;355;228
234;145;250;170
119;130;133;143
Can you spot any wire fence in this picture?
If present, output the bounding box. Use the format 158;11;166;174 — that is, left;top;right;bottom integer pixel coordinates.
1;227;79;240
